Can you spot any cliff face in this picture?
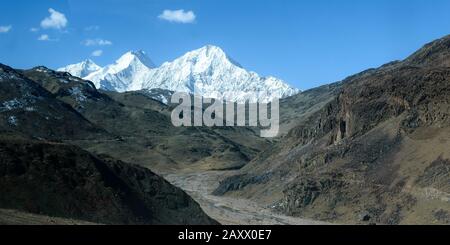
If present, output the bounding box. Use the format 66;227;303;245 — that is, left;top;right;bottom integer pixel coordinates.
215;35;450;224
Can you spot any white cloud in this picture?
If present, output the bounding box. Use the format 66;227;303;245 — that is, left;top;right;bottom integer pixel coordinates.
37;34;57;41
91;50;103;57
83;38;112;46
158;9;196;24
41;8;68;29
38;34;50;41
0;25;12;33
30;27;39;32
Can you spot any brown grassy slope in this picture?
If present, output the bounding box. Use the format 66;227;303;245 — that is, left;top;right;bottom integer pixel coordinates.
20;68;270;172
214;35;450;225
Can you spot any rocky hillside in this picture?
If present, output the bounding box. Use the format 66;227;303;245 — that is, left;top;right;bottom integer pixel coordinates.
278;82;342;136
0;64;107;141
0;138;218;225
17;65;270;172
214;35;450;225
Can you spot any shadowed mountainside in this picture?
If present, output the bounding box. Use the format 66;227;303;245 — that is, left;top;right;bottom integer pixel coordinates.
0;138;218;224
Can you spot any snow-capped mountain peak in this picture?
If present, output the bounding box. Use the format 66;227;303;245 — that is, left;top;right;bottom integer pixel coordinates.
179;45;243;69
82;50;155;92
58;59;101;78
140;45;299;102
115;50;155;70
60;46;300;102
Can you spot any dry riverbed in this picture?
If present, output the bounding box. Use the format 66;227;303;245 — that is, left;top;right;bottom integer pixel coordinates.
164;170;328;225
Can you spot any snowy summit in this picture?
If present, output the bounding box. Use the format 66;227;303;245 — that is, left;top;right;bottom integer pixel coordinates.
58;45;299;102
58;59;101;78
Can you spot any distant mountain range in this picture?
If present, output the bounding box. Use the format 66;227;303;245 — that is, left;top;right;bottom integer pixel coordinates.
1;35;449;225
58;45;299;102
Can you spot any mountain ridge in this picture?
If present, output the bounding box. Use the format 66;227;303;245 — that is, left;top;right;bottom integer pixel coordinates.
59;59;101;78
59;45;299;102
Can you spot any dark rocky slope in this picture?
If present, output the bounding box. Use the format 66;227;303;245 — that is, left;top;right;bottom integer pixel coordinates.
0;64;108;140
278;82;342;136
214;35;450;224
0;138;218;225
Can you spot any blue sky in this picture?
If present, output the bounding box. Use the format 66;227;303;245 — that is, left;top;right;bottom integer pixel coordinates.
0;0;450;90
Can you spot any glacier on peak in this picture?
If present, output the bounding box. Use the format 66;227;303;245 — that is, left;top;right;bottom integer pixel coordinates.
58;45;299;102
